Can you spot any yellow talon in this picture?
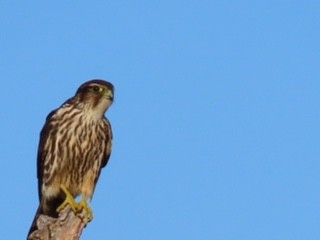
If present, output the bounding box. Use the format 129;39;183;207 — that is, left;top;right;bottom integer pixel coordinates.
77;197;94;224
57;185;78;214
56;185;94;224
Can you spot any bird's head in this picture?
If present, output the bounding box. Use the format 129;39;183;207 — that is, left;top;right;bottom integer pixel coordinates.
75;79;114;119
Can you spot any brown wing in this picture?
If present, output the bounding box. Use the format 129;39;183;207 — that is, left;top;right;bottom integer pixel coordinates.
101;118;113;168
36;109;57;201
91;117;113;193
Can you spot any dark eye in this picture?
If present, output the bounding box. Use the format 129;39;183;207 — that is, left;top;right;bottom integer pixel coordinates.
93;86;100;92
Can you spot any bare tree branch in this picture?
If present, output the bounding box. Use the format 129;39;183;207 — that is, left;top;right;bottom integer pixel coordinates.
27;206;88;240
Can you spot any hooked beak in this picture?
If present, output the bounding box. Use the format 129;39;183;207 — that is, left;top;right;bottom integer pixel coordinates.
105;90;114;102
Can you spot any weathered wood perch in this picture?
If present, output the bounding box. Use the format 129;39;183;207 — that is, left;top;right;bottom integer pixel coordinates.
27;206;88;240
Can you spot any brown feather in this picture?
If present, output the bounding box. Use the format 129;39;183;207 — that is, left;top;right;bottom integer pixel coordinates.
28;80;114;236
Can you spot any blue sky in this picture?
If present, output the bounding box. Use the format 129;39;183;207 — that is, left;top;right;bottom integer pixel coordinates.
1;1;320;239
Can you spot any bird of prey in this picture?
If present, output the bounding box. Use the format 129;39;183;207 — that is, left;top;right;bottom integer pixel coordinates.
28;80;114;235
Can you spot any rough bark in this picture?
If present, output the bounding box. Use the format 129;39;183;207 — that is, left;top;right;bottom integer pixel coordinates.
27;206;88;240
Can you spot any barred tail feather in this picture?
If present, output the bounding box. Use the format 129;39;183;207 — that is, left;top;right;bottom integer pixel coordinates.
27;200;43;239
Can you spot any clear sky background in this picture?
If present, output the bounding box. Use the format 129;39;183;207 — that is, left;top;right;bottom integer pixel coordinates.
0;1;319;239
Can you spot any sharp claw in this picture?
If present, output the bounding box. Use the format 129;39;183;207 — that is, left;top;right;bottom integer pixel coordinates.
57;185;78;213
56;185;94;224
78;197;94;224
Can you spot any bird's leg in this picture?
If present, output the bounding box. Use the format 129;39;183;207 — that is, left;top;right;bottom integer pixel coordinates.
56;185;93;224
76;196;94;224
56;184;78;214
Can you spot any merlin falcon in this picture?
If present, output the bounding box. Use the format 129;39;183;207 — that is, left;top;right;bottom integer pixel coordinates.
28;80;114;235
